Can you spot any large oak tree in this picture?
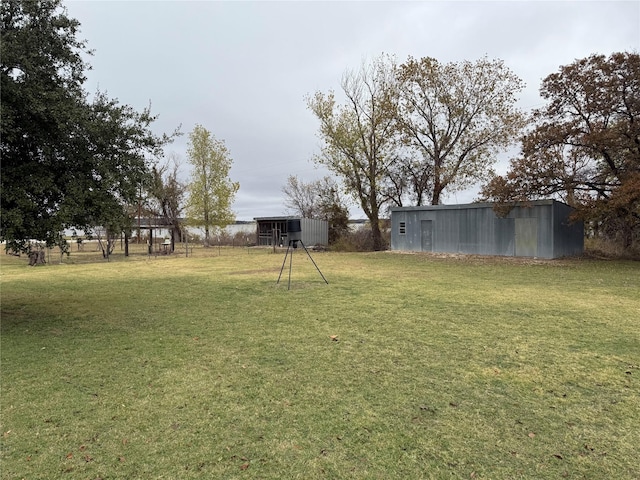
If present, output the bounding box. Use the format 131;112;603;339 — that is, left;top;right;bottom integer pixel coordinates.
482;52;640;247
1;0;176;252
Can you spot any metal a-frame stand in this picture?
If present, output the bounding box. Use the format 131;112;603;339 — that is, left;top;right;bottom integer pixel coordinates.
277;240;328;290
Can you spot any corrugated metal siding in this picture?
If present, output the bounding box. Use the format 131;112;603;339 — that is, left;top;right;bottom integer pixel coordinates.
552;202;584;257
301;218;329;246
438;210;459;253
391;200;583;258
494;218;515;255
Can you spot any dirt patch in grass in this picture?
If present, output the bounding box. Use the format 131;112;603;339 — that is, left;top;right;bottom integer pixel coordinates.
227;268;279;275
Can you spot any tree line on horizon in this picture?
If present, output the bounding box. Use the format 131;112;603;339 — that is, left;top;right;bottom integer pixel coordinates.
304;53;639;251
2;1;638;256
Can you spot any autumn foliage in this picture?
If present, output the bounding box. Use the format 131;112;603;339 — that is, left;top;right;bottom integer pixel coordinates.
482;52;640;248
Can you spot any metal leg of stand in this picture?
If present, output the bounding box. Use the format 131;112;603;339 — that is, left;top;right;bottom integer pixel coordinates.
277;241;328;289
276;244;291;284
288;246;293;290
299;241;329;284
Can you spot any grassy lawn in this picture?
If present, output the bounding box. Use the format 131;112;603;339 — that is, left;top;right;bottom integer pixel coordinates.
1;248;638;479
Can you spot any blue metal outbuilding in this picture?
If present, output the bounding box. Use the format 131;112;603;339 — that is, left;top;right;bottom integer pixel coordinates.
390;200;583;259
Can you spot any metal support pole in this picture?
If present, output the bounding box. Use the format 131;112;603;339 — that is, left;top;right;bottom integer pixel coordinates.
277;244;292;285
276;240;328;289
288;245;294;290
299;241;328;285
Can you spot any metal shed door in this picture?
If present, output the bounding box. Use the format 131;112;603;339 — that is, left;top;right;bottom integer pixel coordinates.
421;220;433;252
515;218;538;257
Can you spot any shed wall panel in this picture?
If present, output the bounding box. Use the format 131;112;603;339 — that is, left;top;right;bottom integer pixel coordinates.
459;210;476;253
421;220;433;251
494;218;515;256
435;210;459;253
301;218;329;246
390;200;583;259
552;202;584;257
515;217;538;257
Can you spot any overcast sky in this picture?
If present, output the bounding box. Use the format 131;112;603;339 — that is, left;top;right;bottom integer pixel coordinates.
64;0;639;221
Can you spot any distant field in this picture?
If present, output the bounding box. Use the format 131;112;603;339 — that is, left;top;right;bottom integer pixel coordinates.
1;248;638;479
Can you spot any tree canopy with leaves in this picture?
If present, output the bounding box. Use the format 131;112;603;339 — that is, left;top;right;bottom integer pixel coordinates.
306;56;399;251
396;56;526;206
1;0;176;252
184;125;239;245
481;52;640;247
307;55;526;249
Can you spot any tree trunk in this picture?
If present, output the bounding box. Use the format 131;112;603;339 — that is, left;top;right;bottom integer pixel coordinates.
28;250;46;266
431;181;444;206
204;226;210;247
371;220;384;251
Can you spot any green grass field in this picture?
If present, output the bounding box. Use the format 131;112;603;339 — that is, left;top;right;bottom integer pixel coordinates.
1;248;638;479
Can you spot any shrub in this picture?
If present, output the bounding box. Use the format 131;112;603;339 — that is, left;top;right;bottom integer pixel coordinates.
331;226;390;252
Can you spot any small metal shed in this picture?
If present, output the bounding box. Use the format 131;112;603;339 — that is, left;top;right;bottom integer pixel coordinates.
254;217;328;247
391;200;583;259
